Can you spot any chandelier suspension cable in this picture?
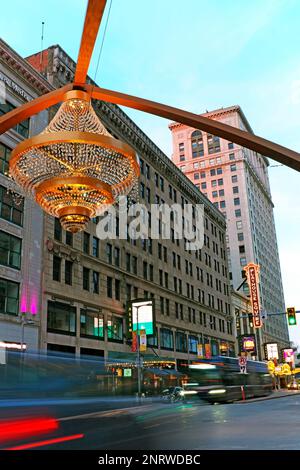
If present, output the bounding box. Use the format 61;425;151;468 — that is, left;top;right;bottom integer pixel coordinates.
85;0;113;127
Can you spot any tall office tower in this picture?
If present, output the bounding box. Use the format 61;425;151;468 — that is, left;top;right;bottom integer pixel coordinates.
169;106;290;352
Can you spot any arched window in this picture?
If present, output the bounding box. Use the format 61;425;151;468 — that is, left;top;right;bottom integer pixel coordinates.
207;134;220;154
191;130;204;158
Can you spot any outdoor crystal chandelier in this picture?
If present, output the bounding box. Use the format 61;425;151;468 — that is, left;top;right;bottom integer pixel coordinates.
0;0;298;228
9;90;139;232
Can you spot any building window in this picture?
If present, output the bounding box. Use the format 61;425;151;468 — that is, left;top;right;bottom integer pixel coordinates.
145;164;150;179
207;134;220;154
47;301;76;335
239;245;246;254
0;278;19;315
235;209;241;217
132;256;137;275
236;221;243;230
160;328;174;350
92;237;99;257
83;232;90;254
126;253;131;272
140;182;145;198
160;177;164;191
228;142;234;149
80;309;104;339
218;178;223;186
191;130;204;157
189;335;198;354
0;231;22;269
217;168;222;175
237;232;244;241
210;169;216;176
230;164;237;172
220;200;226;208
53;256;61;282
240;257;247;266
83;267;90;290
229;153;235;160
0;185;24;226
194;172;200;180
106;243;112;264
107;276;113;298
54;218;62;241
0;143;11;176
176;332;187;352
232;175;238;183
0;102;30;137
233;186;239;194
114;247;120;267
65;260;73;285
115;279;121;300
65;231;73;247
126;283;132;301
180;154;185;162
201;182;207;190
93;271;99;294
234;197;240;206
149;264;154;282
212;191;218;198
219;189;224;197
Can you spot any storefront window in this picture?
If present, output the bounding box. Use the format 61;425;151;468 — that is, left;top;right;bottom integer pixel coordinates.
107;316;123;343
80;309;104;339
176;331;187;352
47;301;76;335
189;335;198;354
160;328;174;350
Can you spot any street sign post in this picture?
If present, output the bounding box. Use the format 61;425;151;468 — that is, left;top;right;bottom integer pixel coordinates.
239;356;247;374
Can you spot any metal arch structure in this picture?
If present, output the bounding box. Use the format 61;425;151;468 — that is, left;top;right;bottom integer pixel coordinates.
0;0;299;173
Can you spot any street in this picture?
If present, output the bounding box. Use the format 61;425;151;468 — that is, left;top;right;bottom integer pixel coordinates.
2;394;300;450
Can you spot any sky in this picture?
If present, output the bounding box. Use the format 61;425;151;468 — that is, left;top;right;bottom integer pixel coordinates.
1;0;299;345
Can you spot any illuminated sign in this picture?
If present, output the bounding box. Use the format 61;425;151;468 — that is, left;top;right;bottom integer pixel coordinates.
124;369;132;377
265;343;279;360
238;335;256;354
283;348;294;363
244;263;262;328
127;299;155;336
242;336;256;353
205;344;211;359
197;343;204;358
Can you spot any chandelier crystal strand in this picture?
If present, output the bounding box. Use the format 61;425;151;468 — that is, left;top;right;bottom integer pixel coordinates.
9;90;140;232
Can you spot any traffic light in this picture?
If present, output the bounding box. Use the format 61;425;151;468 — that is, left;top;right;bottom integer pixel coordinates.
287;307;297;326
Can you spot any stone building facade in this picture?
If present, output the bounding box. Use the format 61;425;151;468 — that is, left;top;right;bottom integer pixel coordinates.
25;46;236;365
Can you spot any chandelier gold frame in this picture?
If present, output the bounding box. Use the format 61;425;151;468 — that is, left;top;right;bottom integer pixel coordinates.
0;0;299;199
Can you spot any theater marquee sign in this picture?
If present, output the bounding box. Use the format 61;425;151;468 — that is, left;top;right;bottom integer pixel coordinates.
244;263;262;328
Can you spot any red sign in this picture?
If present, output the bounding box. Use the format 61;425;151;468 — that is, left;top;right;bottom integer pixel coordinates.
131;331;137;352
244;263;262;328
205;344;211;359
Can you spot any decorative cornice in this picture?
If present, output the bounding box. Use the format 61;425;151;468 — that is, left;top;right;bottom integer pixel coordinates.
0;38;53;96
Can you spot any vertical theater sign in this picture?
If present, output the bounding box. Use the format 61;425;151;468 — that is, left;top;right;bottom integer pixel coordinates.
244;263;262;328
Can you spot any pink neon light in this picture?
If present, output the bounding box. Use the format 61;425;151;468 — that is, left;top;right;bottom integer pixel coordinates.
20;295;27;313
30;296;38;315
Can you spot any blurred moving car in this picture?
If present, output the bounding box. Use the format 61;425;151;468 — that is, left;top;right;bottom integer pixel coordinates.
287;381;300;390
161;386;185;403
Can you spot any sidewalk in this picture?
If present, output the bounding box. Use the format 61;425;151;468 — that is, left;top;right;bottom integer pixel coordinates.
236;389;300;404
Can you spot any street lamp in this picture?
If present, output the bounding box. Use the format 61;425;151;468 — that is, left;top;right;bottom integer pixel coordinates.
134;302;152;400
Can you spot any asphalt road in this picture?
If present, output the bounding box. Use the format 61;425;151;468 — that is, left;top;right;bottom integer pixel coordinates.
2;394;300;450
